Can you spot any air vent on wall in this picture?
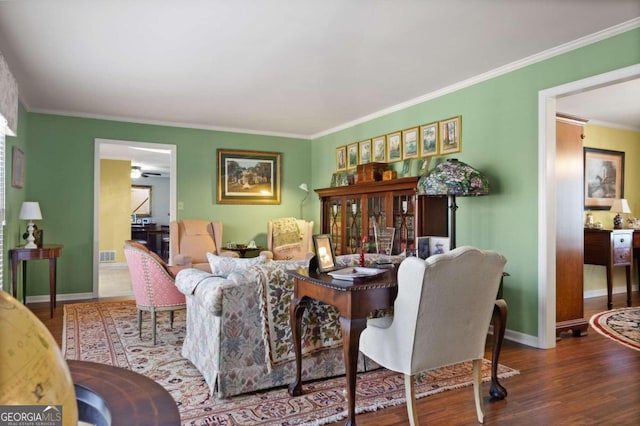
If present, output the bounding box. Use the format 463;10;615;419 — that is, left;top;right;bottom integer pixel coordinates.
99;250;116;263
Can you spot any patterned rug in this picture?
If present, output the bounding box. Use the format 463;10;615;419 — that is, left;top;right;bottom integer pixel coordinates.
589;307;640;351
63;300;519;425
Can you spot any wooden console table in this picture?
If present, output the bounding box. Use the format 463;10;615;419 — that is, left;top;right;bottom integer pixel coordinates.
9;244;63;318
287;266;508;426
68;360;180;425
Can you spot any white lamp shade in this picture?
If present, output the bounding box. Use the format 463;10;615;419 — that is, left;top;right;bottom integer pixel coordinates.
610;198;631;214
298;183;309;192
19;202;42;220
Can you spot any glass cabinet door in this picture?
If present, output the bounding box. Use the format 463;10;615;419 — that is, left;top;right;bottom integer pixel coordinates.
393;193;415;255
346;199;361;254
328;201;343;255
366;195;387;253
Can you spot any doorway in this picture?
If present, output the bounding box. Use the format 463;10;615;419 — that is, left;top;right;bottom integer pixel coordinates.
93;138;177;298
539;64;640;349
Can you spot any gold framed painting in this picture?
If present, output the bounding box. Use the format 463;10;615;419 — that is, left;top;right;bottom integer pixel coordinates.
386;131;402;162
584;147;624;210
402;127;419;160
439;116;462;155
347;142;359;170
359;139;372;165
372;135;386;162
11;146;24;188
336;146;347;171
217;149;281;204
419;122;438;157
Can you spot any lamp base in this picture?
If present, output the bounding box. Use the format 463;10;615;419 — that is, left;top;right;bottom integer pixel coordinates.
25;221;37;249
613;213;623;229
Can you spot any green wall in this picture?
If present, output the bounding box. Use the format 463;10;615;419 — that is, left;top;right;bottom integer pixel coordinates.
311;28;640;336
4;27;639;341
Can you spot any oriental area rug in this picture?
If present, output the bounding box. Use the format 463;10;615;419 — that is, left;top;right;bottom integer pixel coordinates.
63;300;519;425
589;307;640;352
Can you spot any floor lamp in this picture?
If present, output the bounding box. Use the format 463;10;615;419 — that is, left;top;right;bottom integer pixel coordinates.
299;183;309;219
417;159;489;249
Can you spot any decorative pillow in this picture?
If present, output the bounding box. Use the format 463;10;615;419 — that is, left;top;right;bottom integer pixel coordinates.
206;252;266;278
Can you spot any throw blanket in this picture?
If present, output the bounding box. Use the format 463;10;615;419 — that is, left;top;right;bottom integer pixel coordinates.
271;217;302;250
254;262;342;367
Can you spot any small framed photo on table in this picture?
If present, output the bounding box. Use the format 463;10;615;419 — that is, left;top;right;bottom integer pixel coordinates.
313;234;337;273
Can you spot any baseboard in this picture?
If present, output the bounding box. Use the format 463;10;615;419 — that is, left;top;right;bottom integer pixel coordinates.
489;325;540;348
584;285;638;300
26;292;95;304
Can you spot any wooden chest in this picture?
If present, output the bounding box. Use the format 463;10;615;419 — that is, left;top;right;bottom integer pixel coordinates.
356;162;387;183
382;170;397;181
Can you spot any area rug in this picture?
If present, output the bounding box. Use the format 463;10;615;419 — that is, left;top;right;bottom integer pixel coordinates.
63;300;519;425
589;307;640;352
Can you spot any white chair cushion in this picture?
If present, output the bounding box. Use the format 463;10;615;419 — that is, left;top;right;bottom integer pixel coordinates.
206;252;266;278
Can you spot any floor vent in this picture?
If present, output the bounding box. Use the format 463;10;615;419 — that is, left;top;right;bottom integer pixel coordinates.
99;250;116;263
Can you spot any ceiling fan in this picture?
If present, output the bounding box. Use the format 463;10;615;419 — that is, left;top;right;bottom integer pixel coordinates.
131;166;161;178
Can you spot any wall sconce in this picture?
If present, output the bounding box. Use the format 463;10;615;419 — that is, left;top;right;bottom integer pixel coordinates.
299;183;309;219
19;201;42;249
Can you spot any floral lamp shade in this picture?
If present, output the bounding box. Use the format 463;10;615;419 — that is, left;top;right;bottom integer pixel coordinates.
417;158;489;196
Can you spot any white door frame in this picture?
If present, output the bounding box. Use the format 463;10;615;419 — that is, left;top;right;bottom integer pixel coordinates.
93;138;177;297
538;64;640;348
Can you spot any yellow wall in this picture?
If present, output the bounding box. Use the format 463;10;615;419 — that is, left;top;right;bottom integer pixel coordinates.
99;159;131;262
583;124;640;294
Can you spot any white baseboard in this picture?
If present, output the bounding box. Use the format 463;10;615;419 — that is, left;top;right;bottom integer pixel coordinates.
584;285;637;300
26;292;95;304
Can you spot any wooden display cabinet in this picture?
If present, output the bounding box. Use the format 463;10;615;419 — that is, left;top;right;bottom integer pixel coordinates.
315;177;448;255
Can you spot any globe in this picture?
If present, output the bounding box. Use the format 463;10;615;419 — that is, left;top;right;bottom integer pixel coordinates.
0;290;78;425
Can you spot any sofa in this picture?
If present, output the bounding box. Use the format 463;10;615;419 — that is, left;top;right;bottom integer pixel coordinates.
175;253;404;398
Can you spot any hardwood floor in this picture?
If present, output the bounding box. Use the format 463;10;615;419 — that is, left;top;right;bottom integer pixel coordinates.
31;292;640;425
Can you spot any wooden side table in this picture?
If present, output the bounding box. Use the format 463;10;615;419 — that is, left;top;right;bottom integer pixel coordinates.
9;244;63;318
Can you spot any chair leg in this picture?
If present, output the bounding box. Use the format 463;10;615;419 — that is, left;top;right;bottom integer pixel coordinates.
170;310;174;329
137;309;142;339
151;309;157;345
404;374;419;426
473;359;485;423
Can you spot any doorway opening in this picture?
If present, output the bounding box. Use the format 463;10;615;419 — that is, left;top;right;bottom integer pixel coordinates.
93;138;177;298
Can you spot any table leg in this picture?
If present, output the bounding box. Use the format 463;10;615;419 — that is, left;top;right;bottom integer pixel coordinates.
339;316;367;426
22;261;27;305
625;265;631;307
288;294;308;397
606;264;613;310
10;257;19;301
49;258;57;318
489;299;508;400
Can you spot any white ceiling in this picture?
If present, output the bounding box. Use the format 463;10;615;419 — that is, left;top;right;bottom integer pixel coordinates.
0;0;638;141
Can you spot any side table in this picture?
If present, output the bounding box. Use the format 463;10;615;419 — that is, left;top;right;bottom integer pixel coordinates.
224;246;263;258
9;244;63;318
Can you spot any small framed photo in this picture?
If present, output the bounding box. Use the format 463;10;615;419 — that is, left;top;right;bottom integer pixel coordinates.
359;139;372;165
420;122;438;157
330;172;338;187
347;142;359;170
417;236;430;259
402;127;419;159
439;116;462;155
372;135;386;162
402;159;412;177
418;157;431;175
386;131;402;162
336;146;347;171
429;236;450;255
313;234;337;272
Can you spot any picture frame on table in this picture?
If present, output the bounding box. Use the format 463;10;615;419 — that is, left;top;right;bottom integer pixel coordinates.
336;146;347;171
417;236;430;259
583;147;624;210
402;159;412;177
439;116;462;155
429;236;450;255
216;149;281;204
359;139;372;165
313;234;338;273
419;122;438;157
402;127;419;160
347;142;359;170
386;131;402;162
372;135;386;162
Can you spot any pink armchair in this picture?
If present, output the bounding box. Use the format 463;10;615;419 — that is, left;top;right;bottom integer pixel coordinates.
169;219;236;271
124;241;186;345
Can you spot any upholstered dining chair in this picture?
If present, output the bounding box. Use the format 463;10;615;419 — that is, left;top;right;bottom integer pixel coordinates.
124;241;186;345
359;246;507;425
263;217;314;260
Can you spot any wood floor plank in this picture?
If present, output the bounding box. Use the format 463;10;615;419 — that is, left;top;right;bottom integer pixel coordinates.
30;292;640;425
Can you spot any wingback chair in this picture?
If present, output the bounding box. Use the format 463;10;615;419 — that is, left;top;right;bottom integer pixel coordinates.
359;246;507;425
169;219;236;271
264;218;314;260
124;241;186;345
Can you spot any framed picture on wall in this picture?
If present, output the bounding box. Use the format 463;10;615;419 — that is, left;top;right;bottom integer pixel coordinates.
419;122;438;157
359;139;372;165
583;147;624;210
439;116;462;155
217;149;281;204
11;146;24;188
386;131;402;162
402;127;419;159
347;142;359;169
372;135;386;162
336;146;347;171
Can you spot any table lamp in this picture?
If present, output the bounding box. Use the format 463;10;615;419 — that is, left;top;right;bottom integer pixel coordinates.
610;198;631;229
417;159;489;249
19;201;42;249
